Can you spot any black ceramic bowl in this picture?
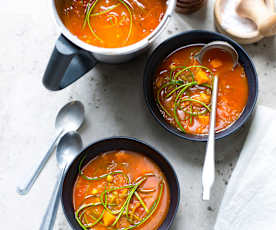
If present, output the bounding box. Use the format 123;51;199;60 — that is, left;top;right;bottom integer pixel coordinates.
61;137;180;230
143;30;258;141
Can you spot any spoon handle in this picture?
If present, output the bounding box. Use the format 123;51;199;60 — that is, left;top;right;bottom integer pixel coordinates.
202;75;218;200
16;131;64;195
39;167;66;230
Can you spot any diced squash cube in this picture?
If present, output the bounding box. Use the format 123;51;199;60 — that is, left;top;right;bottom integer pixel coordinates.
91;188;98;195
109;194;116;203
106;175;113;182
113;191;118;196
193;93;211;104
131;202;141;214
210;59;222;68
169;63;176;71
103;211;116;226
121;189;128;195
119;189;128;198
194;69;210;85
198;116;210;126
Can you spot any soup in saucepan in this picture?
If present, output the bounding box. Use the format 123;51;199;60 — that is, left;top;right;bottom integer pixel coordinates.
74;150;170;230
154;45;248;135
61;0;167;48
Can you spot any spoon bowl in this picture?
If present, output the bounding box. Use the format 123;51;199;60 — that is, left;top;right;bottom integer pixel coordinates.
55;101;85;133
57;131;83;169
195;41;239;69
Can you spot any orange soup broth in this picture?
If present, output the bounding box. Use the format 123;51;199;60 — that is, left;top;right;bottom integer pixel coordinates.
61;0;167;48
154;45;249;134
73;150;170;230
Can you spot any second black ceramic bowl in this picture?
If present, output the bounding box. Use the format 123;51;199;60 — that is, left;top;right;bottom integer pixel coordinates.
61;137;180;230
143;30;258;141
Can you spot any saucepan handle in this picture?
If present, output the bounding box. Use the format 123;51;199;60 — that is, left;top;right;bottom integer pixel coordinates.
42;34;97;91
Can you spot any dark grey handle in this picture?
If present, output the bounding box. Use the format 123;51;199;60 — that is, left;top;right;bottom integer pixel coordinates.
42;35;97;91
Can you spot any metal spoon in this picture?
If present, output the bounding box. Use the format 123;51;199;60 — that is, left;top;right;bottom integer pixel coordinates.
39;131;83;230
17;101;85;195
197;41;238;200
195;41;239;69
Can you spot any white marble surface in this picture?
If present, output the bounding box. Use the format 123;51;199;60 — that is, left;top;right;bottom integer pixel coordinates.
1;0;276;229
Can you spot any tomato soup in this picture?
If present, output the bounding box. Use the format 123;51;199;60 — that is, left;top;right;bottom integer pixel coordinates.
61;0;167;48
73;150;170;230
154;45;248;135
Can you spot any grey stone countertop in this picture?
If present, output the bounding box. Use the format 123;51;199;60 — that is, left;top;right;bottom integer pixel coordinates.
1;0;276;229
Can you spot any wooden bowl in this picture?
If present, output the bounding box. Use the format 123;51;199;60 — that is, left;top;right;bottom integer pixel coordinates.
175;0;206;14
214;0;275;44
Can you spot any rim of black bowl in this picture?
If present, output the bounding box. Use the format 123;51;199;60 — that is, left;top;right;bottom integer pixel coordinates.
143;30;258;142
61;136;180;230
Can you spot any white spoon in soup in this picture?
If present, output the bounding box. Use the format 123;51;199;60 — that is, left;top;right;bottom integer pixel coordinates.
196;41;239;200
